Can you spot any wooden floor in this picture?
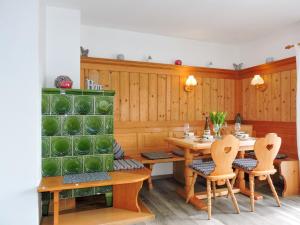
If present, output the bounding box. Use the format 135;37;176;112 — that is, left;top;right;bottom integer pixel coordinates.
134;178;300;225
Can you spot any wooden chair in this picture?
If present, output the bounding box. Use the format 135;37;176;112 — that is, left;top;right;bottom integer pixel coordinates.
186;135;240;219
232;133;282;212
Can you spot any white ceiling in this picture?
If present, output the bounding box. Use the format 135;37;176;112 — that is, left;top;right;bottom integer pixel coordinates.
47;0;300;44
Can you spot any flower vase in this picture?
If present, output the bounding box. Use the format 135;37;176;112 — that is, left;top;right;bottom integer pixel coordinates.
213;124;222;139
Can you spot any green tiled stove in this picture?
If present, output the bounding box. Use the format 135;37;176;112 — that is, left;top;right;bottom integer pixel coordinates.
41;88;115;208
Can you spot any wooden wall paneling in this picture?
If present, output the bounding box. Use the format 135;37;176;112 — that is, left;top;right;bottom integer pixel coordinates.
224;79;235;120
157;74;167;121
210;78;218;111
271;73;281;121
234;79;242;115
129;72;140;121
166;75;172;120
179;74;188;120
119;71;130;121
262;74;272;121
242;79;248;120
256;84;264;120
249;83;257;120
139;73;149;121
291;69;297;122
187;85;195;121
217;79;225;112
149;73;158;121
99;70;111;89
195;76;203;120
111;71;120;121
202;78;211;118
280;71;291;122
171;75;180;120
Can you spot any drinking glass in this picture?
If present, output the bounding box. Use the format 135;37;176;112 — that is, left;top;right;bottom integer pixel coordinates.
184;123;190;137
235;122;241;133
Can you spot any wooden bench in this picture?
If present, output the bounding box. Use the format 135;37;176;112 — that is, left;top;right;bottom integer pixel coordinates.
274;158;299;196
38;169;154;225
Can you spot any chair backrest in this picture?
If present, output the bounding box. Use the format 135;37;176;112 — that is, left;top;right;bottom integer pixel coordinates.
253;133;281;171
210;135;240;176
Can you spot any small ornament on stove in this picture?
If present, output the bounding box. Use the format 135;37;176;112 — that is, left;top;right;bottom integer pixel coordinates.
55;75;73;89
174;59;182;65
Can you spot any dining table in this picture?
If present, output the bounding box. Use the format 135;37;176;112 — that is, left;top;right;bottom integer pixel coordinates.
165;136;262;210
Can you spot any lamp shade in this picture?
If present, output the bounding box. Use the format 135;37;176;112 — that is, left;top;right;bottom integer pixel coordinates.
186;75;197;86
251;75;264;86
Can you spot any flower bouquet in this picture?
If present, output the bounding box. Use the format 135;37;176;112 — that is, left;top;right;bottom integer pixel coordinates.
209;111;227;138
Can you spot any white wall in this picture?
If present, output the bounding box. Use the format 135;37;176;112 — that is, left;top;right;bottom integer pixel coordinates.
46;7;81;88
81;25;241;69
240;22;300;68
0;0;45;224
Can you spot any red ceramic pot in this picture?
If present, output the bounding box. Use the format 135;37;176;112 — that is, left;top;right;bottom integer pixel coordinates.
175;59;182;65
59;80;73;89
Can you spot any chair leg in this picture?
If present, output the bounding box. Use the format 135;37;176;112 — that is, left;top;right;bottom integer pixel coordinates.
231;169;239;187
225;179;240;214
249;175;255;212
212;181;216;199
267;175;281;207
207;180;212;220
186;173;197;203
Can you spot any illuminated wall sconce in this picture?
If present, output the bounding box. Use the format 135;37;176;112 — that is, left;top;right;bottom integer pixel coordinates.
185;75;197;92
251;74;267;91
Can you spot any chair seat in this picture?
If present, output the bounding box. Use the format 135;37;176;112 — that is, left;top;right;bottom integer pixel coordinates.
233;158;257;171
190;161;215;176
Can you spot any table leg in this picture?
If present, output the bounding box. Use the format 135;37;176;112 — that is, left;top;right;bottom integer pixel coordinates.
184;148;194;194
145;164;153;190
177;148;207;210
53;191;60;225
237;151;263;200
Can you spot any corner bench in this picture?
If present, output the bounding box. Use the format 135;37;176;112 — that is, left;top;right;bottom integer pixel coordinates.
130;153;185;189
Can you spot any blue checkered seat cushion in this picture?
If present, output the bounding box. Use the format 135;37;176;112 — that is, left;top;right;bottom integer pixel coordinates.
190;161;215;176
233;158;257;171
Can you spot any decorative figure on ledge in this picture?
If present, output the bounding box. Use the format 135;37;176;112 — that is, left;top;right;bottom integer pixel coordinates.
233;63;243;70
116;54;125;60
206;62;213;67
54;75;73;89
265;57;274;63
174;59;182;65
80;46;89;57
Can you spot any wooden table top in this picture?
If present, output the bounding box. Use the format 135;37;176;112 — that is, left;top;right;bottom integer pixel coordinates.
38;168;151;192
165;137;256;151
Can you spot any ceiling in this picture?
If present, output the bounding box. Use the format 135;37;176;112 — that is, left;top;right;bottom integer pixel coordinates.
47;0;300;44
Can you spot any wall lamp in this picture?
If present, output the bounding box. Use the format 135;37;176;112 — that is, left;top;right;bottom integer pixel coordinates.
251;74;267;92
185;75;197;92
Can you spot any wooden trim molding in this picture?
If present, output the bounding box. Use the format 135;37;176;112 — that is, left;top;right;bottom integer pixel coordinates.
81;56;239;79
239;57;296;78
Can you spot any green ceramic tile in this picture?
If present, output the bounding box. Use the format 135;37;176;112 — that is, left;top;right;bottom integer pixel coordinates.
51;95;72;115
84;156;102;173
105;192;113;207
62;157;83;175
94;135;113;154
42;116;61;136
73;187;94;197
84;116;104;135
60;190;73;199
74;96;94;115
95;186;112;194
73;136;93;155
42;158;61;177
42;137;50;158
62;116;82;135
100;154;114;172
42;95;50;115
51;137;72;157
95;96;113;115
104;116;114;134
